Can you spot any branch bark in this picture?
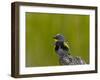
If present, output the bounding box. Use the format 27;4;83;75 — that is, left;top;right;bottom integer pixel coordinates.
59;54;86;65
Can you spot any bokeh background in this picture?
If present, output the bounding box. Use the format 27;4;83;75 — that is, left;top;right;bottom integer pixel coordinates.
26;12;89;67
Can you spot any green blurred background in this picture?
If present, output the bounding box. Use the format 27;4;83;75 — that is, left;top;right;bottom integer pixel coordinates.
26;12;89;67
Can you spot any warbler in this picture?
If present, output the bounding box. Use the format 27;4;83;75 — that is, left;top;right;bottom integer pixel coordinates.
53;34;70;58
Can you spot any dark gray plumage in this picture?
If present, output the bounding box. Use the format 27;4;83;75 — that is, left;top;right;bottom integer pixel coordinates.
53;34;70;58
53;34;85;65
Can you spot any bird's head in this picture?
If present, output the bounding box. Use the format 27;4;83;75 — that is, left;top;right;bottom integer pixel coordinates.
53;34;65;42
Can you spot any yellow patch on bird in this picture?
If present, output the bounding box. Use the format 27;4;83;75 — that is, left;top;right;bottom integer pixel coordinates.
64;42;69;48
54;39;58;42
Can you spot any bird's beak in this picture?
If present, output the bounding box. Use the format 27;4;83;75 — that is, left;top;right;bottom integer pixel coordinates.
53;36;56;39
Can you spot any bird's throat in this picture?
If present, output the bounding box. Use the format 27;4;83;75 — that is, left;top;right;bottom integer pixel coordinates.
54;39;58;42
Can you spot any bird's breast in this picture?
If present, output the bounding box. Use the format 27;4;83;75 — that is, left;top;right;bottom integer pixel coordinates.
56;48;67;58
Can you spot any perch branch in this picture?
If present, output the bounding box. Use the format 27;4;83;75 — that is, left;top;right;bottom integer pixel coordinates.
59;54;86;65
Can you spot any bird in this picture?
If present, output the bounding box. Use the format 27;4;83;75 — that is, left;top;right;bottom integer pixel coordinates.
53;34;70;58
53;34;86;65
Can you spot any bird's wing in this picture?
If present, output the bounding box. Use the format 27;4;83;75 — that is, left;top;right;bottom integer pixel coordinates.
64;42;71;55
64;42;70;49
